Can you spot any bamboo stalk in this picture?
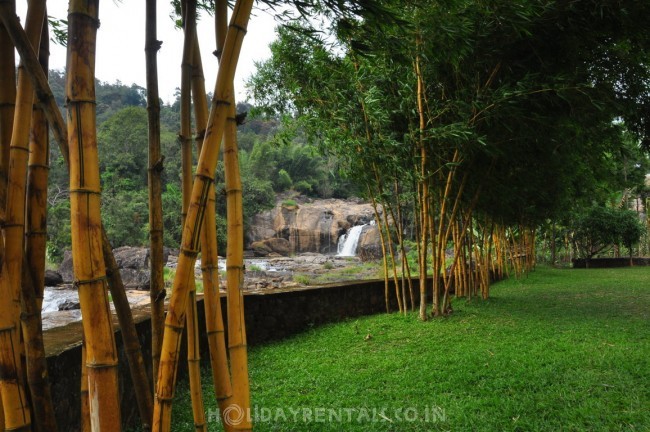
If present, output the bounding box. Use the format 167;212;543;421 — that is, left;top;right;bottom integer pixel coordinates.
153;1;254;429
21;16;58;432
0;11;14;431
102;229;153;430
179;2;207;430
0;8;68;168
21;255;58;432
0;0;15;227
145;0;166;392
66;1;121;429
193;7;234;424
224;95;252;431
415;35;429;321
0;0;46;428
80;337;91;432
26;8;49;313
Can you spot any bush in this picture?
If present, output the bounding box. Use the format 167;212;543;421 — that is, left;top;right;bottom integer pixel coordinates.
572;206;644;258
294;180;313;194
276;169;293;191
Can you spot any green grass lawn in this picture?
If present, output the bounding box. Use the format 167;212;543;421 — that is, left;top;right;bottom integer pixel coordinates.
171;266;650;431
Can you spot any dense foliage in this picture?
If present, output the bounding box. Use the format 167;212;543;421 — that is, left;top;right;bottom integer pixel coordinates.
45;72;351;261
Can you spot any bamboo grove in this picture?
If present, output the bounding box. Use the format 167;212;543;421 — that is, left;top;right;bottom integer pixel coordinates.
0;0;259;429
249;1;650;320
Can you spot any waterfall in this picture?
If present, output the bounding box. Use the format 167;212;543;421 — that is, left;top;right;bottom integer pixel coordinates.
337;225;366;257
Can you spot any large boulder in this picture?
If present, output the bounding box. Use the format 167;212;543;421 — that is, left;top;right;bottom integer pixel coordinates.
248;197;381;255
357;224;384;261
44;269;64;286
58;246;172;290
58;250;74;283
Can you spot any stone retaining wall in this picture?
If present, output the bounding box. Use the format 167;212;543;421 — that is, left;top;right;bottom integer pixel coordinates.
45;278;429;431
572;257;650;268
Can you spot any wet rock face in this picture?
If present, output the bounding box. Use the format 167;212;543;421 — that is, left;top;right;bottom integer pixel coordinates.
248;197;381;255
357;225;383;262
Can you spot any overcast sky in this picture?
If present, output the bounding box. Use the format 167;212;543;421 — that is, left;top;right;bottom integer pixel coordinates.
15;2;278;104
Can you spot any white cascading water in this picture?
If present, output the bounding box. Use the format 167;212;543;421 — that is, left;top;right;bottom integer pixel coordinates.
337;224;366;256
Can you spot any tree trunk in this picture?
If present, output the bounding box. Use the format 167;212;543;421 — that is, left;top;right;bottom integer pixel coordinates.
66;0;121;429
152;0;254;427
145;0;166;392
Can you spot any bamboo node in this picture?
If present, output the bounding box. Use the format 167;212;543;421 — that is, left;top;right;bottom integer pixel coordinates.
73;276;108;287
180;248;199;258
194;172;215;182
206;330;225;336
148;155;165;172
155;395;174;402
164;323;184;333
85;362;119;369
226;265;244;271
230;23;248;34
154;288;167;303
200;264;219;271
212;98;230;107
69;188;101;196
145;40;163;51
67;11;101;29
2;222;24;228
10;145;30;153
0;325;16;333
27;163;50;170
66;98;97;105
25;230;47;236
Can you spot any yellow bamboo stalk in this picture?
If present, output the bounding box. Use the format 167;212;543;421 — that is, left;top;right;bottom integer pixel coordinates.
414;34;429;321
192;7;234;423
224;96;252;431
179;2;207;430
26;11;49;313
21;255;58;432
0;0;46;428
20;17;58;432
102;230;153;430
67;0;121;429
152;0;254;427
145;0;166;391
367;186;392;313
0;7;67;168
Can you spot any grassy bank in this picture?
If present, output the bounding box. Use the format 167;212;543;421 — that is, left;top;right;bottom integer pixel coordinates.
170;266;649;431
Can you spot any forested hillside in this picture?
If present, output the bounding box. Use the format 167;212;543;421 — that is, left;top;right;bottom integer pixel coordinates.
45;70;357;261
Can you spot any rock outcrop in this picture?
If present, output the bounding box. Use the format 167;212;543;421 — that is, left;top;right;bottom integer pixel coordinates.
247;197;381;255
58;246;173;290
357;224;383;262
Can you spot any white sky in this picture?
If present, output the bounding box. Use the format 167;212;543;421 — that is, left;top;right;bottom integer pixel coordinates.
16;1;278;104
